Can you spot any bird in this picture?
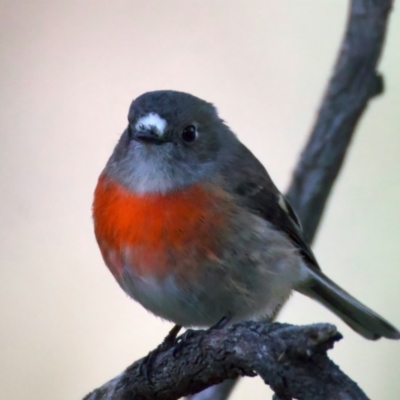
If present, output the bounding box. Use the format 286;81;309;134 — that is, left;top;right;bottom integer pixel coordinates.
92;89;400;343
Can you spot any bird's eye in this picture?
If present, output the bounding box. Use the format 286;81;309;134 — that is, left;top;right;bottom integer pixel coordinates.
181;125;198;143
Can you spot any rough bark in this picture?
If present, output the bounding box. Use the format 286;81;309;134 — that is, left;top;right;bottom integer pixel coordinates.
84;322;369;400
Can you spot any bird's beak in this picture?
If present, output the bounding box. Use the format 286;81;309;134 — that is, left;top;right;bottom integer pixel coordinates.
133;129;166;145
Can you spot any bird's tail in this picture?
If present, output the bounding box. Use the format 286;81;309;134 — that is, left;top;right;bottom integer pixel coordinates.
297;268;400;340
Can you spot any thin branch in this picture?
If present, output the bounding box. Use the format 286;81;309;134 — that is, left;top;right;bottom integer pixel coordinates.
286;0;392;243
85;0;393;399
84;322;369;400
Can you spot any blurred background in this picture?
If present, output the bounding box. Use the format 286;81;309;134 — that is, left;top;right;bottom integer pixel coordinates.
1;1;400;399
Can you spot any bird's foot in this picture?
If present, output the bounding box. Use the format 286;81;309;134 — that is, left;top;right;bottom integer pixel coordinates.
140;324;182;382
209;315;230;331
140;317;230;381
173;316;230;356
172;328;197;357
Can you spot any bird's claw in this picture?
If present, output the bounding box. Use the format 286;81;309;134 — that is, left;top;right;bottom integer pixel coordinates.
140;317;230;382
172;328;197;357
140;324;182;382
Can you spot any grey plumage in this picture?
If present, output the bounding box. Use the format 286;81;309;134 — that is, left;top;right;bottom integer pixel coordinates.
100;90;400;340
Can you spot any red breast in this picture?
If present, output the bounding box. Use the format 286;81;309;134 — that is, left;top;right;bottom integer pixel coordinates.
93;174;231;280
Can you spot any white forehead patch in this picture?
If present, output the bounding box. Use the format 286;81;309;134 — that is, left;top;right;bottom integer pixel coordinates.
135;113;167;137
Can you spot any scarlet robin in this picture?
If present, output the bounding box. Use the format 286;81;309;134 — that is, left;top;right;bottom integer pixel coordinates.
93;90;399;341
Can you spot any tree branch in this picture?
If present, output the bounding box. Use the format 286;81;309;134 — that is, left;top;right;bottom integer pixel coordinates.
84;0;393;399
286;0;392;243
84;322;369;400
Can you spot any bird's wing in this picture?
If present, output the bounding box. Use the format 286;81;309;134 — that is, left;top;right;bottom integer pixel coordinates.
221;140;320;271
234;181;320;271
